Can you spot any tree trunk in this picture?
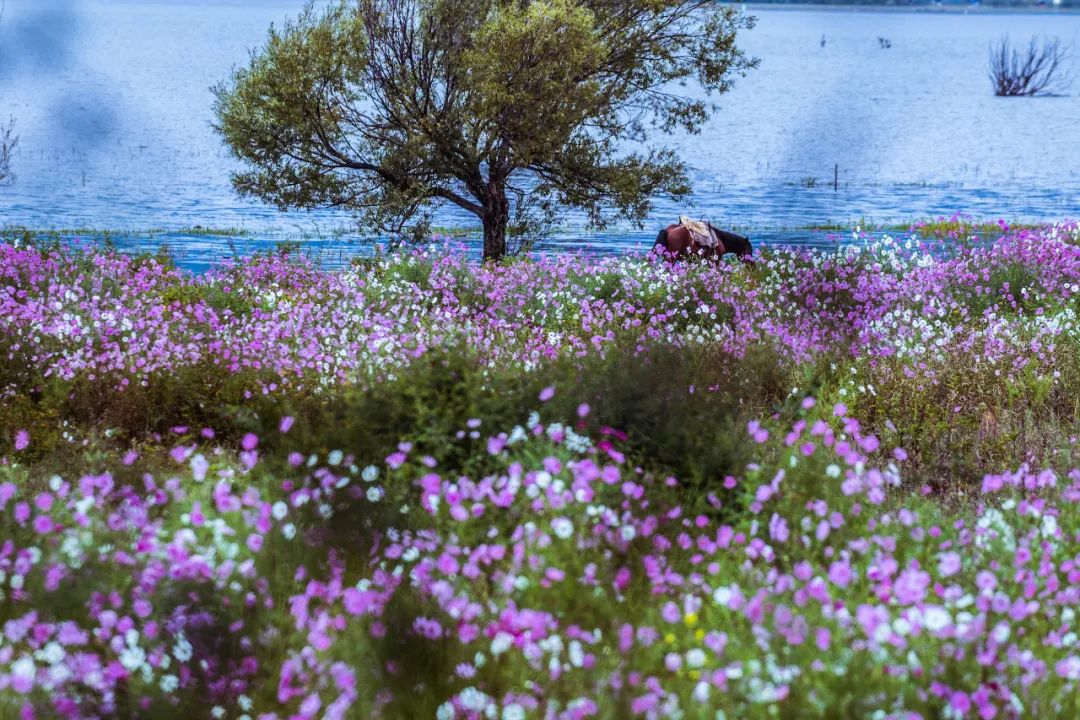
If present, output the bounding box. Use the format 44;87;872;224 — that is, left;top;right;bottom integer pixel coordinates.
481;181;510;262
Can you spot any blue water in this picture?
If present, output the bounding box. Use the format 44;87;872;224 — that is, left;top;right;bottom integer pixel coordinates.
1;1;1078;265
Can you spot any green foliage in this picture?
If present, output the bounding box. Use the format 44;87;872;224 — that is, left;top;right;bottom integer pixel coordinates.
213;0;757;259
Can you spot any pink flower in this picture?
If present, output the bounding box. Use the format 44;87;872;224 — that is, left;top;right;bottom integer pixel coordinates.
14;430;30;451
487;435;507;455
242;433;259;451
975;570;997;592
950;691;971;714
539;386;555;402
828;560;853;588
190;501;205;527
894;567;930;605
859;435;880;453
938;552;962;577
279;416;295;433
170;445;193;463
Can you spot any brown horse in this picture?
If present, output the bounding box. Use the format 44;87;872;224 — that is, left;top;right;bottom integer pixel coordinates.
654;222;754;263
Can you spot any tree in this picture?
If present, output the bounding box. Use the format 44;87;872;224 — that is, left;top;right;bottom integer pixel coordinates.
0;118;16;185
989;35;1071;97
214;0;756;260
0;2;15;184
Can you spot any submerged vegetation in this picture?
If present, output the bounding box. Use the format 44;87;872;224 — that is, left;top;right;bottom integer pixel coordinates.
4;221;1080;717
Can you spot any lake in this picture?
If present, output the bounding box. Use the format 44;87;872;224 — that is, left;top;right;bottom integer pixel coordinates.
1;0;1078;262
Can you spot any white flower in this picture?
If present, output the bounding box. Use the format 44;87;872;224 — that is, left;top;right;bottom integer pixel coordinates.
460;687;490;711
686;648;706;668
491;632;513;655
271;501;288;520
551;517;573;540
922;605;951;633
437;703;455;720
362;465;379;482
38;642;65;665
11;656;35;686
328;449;344;466
282;523;297;540
173;635;193;662
568;640;585;667
366;487;383;502
502;704;526;720
693;680;711;703
120;645;146;671
620;525;636;542
160;675;179;692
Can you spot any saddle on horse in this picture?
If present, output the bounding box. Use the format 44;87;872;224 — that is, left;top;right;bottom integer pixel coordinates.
679;216;720;249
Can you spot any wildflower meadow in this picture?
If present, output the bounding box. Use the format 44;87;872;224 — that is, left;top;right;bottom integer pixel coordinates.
3;221;1080;719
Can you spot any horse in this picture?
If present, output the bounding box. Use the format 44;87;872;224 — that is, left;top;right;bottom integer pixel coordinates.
654;221;754;263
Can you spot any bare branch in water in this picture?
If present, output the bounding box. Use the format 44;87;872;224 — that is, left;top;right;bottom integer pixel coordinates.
989;35;1071;97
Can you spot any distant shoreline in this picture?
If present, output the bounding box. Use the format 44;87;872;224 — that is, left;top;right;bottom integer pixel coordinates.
736;3;1080;13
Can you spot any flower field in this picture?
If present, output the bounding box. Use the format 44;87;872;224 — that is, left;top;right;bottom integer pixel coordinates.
3;222;1080;719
